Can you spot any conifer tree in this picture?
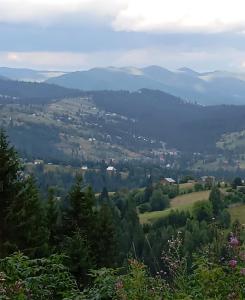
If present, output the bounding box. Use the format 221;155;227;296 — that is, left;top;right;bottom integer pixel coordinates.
99;187;109;203
63;229;95;284
46;188;59;251
0;129;23;256
209;186;223;216
64;176;94;234
7;176;48;257
62;178;96;281
94;203;118;267
144;175;153;202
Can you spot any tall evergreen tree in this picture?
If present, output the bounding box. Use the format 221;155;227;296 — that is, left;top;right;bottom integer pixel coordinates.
144;175;153;203
94;203;118;267
99;187;109;203
7;176;48;257
209;186;223;216
46;188;59;251
63;229;94;284
62;177;96;282
0;129;23;256
63;176;93;233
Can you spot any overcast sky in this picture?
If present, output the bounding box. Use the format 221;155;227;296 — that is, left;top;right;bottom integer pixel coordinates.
1;0;245;71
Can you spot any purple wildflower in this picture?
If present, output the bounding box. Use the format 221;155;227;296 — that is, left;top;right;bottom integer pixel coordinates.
115;280;123;290
240;252;245;261
229;259;237;268
229;236;239;246
240;268;245;276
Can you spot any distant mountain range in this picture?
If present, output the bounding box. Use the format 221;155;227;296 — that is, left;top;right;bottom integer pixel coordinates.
2;65;245;105
0;67;66;82
45;66;245;106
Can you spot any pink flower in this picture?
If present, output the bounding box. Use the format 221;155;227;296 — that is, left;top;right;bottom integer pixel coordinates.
115;280;123;290
229;259;237;268
229;237;239;246
240;252;245;261
240;268;245;276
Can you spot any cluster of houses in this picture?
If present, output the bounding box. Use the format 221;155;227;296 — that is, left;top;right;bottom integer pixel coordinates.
160;176;216;187
81;165;117;174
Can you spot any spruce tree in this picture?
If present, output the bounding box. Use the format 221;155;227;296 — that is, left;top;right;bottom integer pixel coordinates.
6;176;48;257
64;176;94;234
99;187;109;203
62;177;96;282
0;129;23;256
144;175;153;202
209;186;223;216
63;229;95;284
94;203;118;267
46;188;59;251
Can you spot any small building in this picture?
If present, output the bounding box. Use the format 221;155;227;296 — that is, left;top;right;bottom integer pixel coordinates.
34;159;44;165
106;166;117;173
160;177;176;185
200;176;215;187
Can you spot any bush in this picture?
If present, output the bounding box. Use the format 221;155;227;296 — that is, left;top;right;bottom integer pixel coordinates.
138;203;151;213
150;189;170;211
0;253;78;300
192;200;213;222
194;183;204;192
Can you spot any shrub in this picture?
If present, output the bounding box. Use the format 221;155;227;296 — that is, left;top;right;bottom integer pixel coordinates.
0;253;78;300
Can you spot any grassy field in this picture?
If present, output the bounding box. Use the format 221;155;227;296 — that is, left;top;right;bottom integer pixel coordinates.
140;190;210;224
229;204;245;224
179;182;195;191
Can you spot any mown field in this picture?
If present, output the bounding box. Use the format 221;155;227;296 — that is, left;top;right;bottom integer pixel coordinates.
229;204;245;224
140;190;210;224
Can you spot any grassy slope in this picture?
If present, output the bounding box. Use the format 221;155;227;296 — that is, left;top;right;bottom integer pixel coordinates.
229;204;245;224
140;190;210;224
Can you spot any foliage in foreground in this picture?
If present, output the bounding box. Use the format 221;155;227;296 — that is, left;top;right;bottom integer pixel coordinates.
80;229;245;300
1;227;244;300
0;253;78;299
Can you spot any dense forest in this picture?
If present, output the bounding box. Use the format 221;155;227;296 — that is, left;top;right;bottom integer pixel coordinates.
0;129;245;299
0;77;82;104
3;79;245;155
91;89;245;152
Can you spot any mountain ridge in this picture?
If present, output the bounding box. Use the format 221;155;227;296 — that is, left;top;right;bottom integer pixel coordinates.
45;66;245;105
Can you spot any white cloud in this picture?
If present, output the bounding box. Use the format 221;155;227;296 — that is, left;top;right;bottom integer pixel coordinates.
1;0;245;33
0;0;126;24
113;0;245;33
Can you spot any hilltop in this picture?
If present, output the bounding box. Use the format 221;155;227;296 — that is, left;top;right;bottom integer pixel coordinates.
46;65;245;105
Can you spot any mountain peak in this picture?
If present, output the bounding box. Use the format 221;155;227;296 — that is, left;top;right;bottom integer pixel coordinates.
178;67;199;75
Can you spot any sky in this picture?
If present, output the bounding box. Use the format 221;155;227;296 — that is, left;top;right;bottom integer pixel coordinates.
1;0;245;71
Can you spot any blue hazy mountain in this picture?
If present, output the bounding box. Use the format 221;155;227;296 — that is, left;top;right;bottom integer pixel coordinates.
46;66;245;105
0;67;67;82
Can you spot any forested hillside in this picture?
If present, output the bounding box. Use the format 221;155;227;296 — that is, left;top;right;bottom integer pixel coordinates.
3;82;245;159
90;89;245;152
0;130;245;299
0;78;82;103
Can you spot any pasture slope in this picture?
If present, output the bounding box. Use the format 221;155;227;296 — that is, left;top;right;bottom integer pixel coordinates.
140;190;210;224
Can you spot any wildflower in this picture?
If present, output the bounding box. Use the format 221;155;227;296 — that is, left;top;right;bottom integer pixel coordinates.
229;236;239;246
229;259;237;268
240;252;245;261
115;280;123;290
240;268;245;276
